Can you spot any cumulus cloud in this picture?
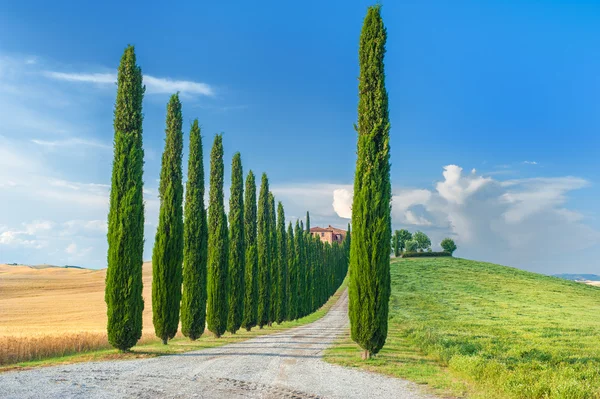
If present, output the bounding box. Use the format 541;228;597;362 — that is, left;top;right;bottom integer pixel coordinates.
328;165;598;273
43;71;214;96
332;188;352;219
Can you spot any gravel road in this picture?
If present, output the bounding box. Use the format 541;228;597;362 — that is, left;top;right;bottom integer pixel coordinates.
0;290;437;399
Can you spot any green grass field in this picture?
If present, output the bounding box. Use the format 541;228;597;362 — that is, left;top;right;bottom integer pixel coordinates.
325;257;600;399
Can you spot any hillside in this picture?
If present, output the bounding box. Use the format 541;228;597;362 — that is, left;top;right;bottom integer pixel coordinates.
326;257;600;399
0;263;154;336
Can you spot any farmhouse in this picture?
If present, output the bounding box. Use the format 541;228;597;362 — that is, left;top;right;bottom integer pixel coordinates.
310;225;347;244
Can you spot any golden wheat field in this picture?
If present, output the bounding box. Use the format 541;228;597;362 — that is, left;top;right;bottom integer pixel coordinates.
0;262;158;365
0;262;155;336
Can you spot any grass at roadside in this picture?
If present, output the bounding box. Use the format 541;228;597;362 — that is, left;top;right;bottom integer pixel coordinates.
324;258;600;399
1;278;347;372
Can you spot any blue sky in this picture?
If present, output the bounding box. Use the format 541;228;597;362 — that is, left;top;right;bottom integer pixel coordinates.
0;0;598;273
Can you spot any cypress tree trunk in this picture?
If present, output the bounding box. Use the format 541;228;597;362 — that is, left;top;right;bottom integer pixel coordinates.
268;192;278;327
152;94;184;345
105;45;145;352
227;153;245;334
207;134;229;338
257;174;271;328
241;171;258;331
275;202;287;324
349;5;392;358
181;119;208;341
285;221;295;321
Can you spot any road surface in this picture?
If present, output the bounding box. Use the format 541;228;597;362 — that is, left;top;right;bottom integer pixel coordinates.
0;290;436;398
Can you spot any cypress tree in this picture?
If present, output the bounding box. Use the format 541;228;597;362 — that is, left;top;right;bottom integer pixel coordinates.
257;173;271;328
349;5;392;359
207;134;229;338
227;153;245;334
241;171;258;331
294;220;305;318
268;192;278;326
306;211;310;233
275;202;287;324
181;119;208;340
152;93;184;344
105;45;145;351
286;221;295;321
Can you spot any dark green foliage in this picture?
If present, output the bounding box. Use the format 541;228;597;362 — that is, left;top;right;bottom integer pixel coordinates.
181;119;208;341
227;153;245;334
268;193;278;325
349;5;392;358
413;231;431;251
152;94;184;344
393;230;401;257
106;45;145;351
405;239;418;252
401;251;451;258
440;238;457;255
257;174;271;328
397;229;412;252
306;211;310;233
285;221;295;321
206;134;229;338
241;171;258;331
275;202;287;324
294;220;305;317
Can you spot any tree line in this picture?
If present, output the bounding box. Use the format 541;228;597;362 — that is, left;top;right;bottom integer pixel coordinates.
105;46;349;351
392;229;457;256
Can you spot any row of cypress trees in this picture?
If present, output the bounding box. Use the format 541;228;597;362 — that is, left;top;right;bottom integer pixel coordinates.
105;45;349;351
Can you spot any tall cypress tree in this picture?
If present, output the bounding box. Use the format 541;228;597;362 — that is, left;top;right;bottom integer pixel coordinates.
181;119;208;340
241;171;258;331
207;134;229;338
285;221;295;321
275;201;287;324
349;5;392;359
106;45;145;351
305;212;313;313
152;94;184;345
257;173;271;328
268;192;278;326
227;153;245;334
294;220;304;318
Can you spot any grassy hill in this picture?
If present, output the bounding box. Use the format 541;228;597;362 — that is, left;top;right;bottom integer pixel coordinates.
326;257;600;399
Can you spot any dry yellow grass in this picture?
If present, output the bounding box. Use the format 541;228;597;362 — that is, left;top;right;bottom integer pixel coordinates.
0;262;154;336
0;262;159;365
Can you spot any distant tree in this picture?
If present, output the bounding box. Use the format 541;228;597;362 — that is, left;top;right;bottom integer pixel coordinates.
412;231;431;252
152;93;184;345
206;134;229;338
181;120;208;341
405;239;418;252
241;171;258;331
440;238;457;255
286;221;297;320
276;202;287;324
398;229;412;252
257;173;271;328
227;153;245;334
349;5;391;360
294;220;304;318
393;230;401;257
106;45;145;351
268;192;278;326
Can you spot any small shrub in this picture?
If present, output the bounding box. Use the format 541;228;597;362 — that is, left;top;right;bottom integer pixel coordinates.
440;238;457;255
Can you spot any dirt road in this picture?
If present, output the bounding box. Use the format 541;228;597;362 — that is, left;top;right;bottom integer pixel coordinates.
0;290;436;398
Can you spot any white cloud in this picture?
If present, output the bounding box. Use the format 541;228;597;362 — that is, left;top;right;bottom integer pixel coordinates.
31;138;110;150
43;70;214;96
332;188;352;219
523;161;538;165
436;165;492;205
65;243;77;254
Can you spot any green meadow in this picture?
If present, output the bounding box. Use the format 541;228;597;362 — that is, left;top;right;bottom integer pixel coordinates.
326;257;600;399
